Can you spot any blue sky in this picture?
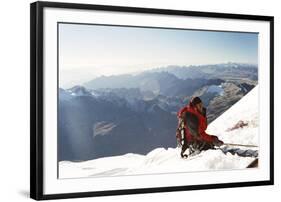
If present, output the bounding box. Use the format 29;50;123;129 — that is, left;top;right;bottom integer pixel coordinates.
59;23;258;87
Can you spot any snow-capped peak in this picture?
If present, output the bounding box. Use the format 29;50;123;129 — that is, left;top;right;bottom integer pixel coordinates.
67;85;91;96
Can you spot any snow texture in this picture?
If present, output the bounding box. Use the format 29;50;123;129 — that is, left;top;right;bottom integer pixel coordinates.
59;86;259;179
206;85;224;96
206;85;258;146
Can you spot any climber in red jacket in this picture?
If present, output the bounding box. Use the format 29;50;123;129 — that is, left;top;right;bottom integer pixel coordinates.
176;97;224;158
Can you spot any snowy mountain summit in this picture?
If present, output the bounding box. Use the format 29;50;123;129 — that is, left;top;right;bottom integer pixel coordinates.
68;85;92;96
59;86;259;179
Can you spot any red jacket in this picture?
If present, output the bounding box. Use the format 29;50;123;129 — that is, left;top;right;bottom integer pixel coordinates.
177;103;217;143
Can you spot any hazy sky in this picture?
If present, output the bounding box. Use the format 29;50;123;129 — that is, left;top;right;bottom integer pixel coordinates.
59;23;258;87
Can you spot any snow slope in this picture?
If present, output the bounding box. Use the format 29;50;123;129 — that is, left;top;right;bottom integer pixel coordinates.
206;85;258;146
59;86;259;179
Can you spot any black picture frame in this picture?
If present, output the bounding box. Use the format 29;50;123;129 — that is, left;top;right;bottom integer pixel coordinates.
30;1;274;200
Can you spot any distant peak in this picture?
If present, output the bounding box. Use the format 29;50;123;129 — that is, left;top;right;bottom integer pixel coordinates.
68;85;91;96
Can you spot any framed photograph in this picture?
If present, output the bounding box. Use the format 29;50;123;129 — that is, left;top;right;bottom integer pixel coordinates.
30;1;274;200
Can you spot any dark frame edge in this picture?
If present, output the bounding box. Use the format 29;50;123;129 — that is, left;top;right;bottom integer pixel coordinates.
269;17;274;185
30;1;44;200
36;1;273;21
41;180;272;200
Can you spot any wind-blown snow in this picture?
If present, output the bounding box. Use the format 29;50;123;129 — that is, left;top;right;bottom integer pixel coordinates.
59;86;259;179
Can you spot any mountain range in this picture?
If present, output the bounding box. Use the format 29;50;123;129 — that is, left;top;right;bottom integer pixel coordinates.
59;63;257;161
